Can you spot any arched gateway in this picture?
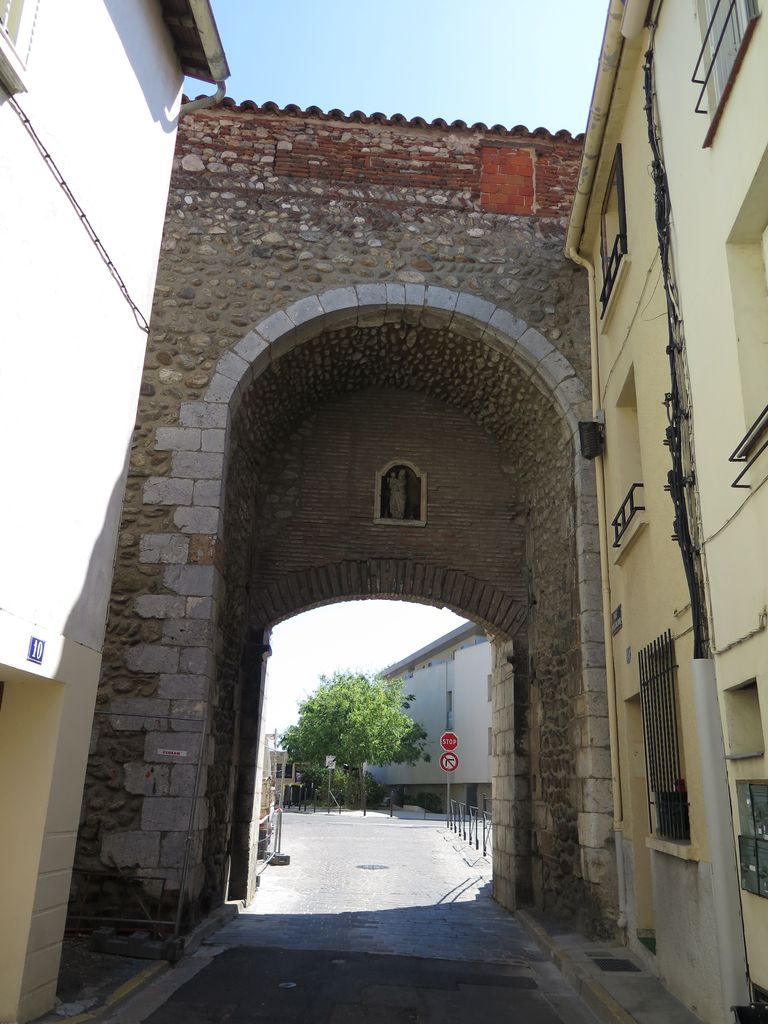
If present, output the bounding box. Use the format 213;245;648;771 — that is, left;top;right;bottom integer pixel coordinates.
76;103;614;938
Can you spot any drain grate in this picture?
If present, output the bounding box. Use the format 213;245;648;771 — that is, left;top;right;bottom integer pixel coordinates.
356;864;388;870
590;957;640;973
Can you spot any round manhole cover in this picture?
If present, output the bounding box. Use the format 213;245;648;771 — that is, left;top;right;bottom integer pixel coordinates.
356;864;388;870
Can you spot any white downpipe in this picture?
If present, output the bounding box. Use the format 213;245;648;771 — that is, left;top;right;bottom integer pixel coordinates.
691;658;750;1011
621;0;649;39
567;246;627;931
564;0;628;934
565;0;626;255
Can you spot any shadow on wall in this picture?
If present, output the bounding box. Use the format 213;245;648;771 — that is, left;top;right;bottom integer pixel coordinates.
103;0;179;133
63;446;133;653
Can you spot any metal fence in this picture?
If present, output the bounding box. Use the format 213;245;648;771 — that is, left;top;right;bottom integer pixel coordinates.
68;868;176;937
448;800;492;858
256;806;284;873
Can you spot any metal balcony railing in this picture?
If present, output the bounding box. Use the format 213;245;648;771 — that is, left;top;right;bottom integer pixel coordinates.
729;402;768;488
692;0;760;114
599;232;627;315
611;482;644;548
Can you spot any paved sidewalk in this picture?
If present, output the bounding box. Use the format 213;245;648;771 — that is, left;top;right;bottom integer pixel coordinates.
45;810;705;1024
214;809;525;964
100;810;599;1024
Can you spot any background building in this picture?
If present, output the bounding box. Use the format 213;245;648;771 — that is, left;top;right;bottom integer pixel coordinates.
370;622;492;812
0;4;227;1020
567;0;767;1017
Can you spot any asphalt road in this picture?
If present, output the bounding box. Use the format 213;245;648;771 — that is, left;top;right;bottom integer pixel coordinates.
103;810;600;1024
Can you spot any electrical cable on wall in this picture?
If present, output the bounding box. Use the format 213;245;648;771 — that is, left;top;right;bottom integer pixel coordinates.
642;29;709;659
8;96;150;333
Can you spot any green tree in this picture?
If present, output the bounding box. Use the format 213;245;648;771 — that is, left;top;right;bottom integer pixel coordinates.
280;671;428;810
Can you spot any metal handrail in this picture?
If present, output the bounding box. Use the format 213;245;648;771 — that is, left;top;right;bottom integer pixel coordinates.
611;482;644;547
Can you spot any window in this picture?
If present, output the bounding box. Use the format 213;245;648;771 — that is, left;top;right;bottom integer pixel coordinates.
488;726;493;756
599;145;628;316
639;630;690;841
610;366;646;553
724;680;764;756
693;0;761;122
0;0;34;93
446;690;453;730
726;215;768;487
737;782;768;898
487;673;492;702
0;0;23;41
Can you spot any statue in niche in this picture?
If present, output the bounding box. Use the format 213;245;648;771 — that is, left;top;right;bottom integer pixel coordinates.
379;463;422;521
387;468;407;519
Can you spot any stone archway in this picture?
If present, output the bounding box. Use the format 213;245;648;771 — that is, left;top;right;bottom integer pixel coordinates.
77;282;613;938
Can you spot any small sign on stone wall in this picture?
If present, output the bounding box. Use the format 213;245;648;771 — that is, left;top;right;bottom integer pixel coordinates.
374;459;427;526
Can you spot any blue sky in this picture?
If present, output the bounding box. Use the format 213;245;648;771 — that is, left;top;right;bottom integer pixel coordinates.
198;1;609;135
200;1;611;732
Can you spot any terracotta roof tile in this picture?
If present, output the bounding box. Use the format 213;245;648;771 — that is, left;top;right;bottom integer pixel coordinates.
183;96;584;142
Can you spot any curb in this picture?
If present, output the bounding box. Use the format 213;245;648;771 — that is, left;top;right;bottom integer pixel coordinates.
180;902;239;958
516;909;637;1024
54;962;168;1024
47;904;239;1024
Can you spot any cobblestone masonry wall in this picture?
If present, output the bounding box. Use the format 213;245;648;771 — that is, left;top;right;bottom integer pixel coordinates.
75;103;614;933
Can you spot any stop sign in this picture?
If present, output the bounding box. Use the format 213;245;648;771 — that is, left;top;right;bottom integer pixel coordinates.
440;731;459;751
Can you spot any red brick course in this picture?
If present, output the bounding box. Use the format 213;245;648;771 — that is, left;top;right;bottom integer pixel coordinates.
175;102;581;216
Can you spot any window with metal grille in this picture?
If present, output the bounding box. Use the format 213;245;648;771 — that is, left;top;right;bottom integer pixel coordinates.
639;630;690;841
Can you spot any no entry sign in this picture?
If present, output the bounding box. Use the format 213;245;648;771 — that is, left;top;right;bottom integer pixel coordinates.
439;751;460;773
440;731;459;751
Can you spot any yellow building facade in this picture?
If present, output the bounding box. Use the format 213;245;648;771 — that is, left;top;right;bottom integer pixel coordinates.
568;0;768;1018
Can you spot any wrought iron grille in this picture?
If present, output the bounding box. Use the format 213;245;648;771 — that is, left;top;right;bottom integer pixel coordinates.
611;482;644;547
639;630;690;841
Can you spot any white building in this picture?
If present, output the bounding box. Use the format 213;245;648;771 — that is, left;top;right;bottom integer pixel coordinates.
0;4;227;1020
371;622;492;811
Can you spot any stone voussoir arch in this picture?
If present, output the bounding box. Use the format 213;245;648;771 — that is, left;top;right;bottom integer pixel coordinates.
98;283;611;929
251;560;529;638
136;283;600;696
